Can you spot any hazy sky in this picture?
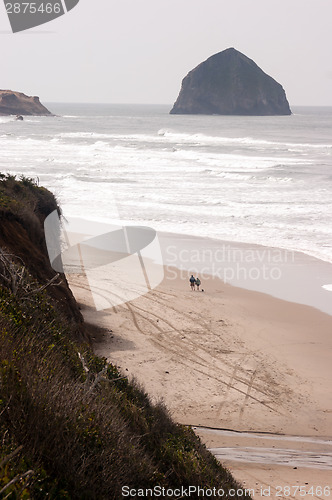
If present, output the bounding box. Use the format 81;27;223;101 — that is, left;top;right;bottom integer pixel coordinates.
1;0;332;106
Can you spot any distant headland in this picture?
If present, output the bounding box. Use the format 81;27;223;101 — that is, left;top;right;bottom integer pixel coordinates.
0;89;52;116
170;48;291;116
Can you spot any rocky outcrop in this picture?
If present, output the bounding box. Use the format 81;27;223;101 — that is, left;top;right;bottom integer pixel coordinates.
170;48;291;116
0;90;52;116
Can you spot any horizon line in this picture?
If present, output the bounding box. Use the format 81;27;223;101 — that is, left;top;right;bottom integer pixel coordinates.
43;101;332;107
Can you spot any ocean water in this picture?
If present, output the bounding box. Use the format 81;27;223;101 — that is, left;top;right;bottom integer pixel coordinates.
1;103;332;264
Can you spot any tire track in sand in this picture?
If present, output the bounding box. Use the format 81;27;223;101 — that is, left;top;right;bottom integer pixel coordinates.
125;302;282;415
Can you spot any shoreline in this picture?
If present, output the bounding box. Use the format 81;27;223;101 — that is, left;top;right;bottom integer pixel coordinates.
67;233;332;497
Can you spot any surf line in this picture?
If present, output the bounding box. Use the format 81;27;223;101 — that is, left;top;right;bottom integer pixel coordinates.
193;425;332;446
193;426;332;470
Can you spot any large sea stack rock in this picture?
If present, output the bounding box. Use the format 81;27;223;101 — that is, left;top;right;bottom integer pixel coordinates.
0;90;52;116
170;48;291;116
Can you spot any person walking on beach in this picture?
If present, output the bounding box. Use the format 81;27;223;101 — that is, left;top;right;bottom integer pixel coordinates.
195;277;201;291
189;274;196;291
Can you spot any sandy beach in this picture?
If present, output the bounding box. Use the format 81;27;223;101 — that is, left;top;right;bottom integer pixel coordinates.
68;234;332;498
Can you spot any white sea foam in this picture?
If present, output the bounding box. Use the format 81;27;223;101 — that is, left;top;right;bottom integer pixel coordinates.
159;130;332;150
1;105;332;264
0;117;14;124
57;129;332;152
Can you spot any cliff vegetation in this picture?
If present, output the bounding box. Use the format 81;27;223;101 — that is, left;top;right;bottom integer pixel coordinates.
0;175;246;499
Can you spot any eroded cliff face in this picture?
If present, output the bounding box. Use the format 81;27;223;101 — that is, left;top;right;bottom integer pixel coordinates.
170;48;291;116
0;175;85;339
0;90;52;116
